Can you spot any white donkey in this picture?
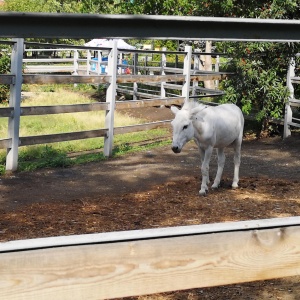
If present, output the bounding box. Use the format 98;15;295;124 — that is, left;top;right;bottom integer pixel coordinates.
171;101;244;195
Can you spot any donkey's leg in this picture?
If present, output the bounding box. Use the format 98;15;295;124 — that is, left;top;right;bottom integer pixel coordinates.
232;136;242;188
199;146;213;195
212;148;225;189
199;147;210;185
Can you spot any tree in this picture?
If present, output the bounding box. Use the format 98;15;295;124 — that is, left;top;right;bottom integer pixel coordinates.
2;0;300;133
0;46;11;102
1;0;83;13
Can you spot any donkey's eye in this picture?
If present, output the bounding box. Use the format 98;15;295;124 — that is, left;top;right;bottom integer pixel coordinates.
183;125;188;130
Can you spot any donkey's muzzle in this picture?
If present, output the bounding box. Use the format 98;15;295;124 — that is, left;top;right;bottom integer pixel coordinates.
172;146;181;153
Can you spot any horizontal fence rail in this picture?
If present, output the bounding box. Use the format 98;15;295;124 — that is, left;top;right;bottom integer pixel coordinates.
1;13;300;300
1;13;300;41
1;217;300;299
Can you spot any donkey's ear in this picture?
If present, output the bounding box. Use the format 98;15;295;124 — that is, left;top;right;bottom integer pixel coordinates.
190;107;204;122
171;105;179;115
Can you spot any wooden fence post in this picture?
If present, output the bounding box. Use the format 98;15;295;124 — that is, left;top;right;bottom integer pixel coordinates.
214;55;220;89
6;38;24;172
182;45;192;103
133;52;138;100
192;49;201;97
160;47;166;98
104;40;118;157
284;57;294;138
73;50;79;75
86;50;91;75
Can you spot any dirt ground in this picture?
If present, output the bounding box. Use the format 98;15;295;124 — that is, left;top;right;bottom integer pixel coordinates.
0;106;300;299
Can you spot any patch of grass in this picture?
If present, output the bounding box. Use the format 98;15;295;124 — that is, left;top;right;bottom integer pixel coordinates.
18;146;72;172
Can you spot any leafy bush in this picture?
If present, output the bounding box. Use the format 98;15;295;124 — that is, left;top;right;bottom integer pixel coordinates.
0;51;10;103
218;42;299;132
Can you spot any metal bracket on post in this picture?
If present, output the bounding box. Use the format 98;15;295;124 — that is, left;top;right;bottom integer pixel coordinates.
6;38;24;172
182;45;192;104
104;40;118;157
283;57;295;139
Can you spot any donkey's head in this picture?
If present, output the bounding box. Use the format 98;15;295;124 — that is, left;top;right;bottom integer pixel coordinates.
170;105;194;153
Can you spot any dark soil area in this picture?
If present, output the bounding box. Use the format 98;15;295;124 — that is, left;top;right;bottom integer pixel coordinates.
0;106;300;299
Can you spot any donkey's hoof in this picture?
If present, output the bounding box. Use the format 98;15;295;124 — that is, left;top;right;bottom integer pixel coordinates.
211;183;219;189
199;189;207;196
232;183;239;189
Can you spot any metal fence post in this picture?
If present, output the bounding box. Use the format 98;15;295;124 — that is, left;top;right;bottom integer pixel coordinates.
104;40;118;157
182;45;192;103
6;38;24;172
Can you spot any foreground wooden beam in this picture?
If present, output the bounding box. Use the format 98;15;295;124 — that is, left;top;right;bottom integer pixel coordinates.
0;217;300;300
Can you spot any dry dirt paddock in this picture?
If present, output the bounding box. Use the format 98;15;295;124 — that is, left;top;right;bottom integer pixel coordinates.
0;115;300;299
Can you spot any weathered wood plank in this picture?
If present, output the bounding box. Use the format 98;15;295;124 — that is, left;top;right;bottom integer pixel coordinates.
289;98;300;107
19;129;107;146
18;98;182;115
114;120;171;135
0;74;15;85
1;223;300;300
21;103;109;115
116;87;159;99
0;107;14;117
117;73;229;83
115;97;184;109
291;76;300;84
24;65;75;74
0;138;11;149
23;74;111;84
22;73;229;85
288;121;300;128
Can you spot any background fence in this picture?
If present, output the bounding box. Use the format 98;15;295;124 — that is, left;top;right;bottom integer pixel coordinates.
0;38;228;172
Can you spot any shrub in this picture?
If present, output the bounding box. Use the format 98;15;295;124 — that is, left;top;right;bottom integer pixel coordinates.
0;50;10;103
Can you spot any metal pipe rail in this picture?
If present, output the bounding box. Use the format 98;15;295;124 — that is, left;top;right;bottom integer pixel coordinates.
1;13;300;42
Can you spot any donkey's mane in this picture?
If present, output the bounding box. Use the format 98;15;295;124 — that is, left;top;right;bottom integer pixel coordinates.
182;100;205;111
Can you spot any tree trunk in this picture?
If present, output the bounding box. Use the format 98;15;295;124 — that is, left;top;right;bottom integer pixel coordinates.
200;41;214;90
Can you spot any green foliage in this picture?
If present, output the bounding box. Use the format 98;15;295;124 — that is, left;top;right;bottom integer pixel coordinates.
117;0;195;15
18;145;73;171
2;0;83;13
219;42;298;125
0;49;10;103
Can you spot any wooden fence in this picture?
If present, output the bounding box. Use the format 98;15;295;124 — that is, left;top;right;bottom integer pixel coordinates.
0;38;228;172
1;217;300;300
284;55;300;137
1;13;300;300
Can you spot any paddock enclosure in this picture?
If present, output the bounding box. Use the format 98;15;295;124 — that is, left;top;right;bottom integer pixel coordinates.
0;13;300;300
